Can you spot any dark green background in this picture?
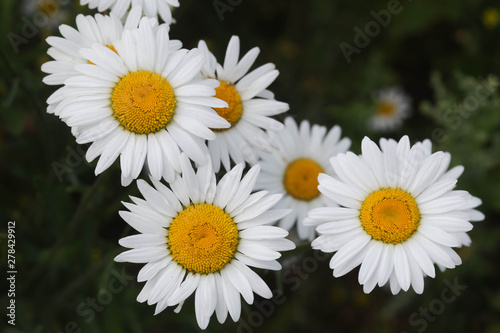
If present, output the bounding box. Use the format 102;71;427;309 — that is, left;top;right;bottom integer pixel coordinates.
1;0;500;332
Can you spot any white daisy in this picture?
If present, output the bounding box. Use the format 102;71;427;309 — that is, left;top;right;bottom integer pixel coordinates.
305;136;484;294
80;0;179;24
369;87;411;132
255;117;351;241
114;154;295;329
198;35;289;172
41;7;175;118
49;18;230;186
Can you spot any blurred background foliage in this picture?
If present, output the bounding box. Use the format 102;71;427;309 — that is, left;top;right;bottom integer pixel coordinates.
1;0;500;332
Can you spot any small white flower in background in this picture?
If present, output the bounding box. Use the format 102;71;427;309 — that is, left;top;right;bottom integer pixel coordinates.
198;35;289;172
80;0;179;24
305;136;484;294
369;87;411;132
43;18;230;186
115;154;295;329
22;0;70;30
255;117;351;241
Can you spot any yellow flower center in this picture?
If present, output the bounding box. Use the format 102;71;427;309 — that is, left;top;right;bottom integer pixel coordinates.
89;45;118;65
360;188;420;244
167;204;239;274
376;101;396;117
111;71;176;134
283;158;324;201
213;81;243;129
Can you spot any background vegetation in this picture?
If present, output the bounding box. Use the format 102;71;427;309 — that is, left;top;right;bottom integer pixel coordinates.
1;0;500;332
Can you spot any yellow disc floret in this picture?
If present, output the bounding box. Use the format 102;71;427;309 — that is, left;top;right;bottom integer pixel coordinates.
360;188;420;244
284;158;324;201
111;71;176;134
213;81;243;128
168;204;239;274
376;100;396;117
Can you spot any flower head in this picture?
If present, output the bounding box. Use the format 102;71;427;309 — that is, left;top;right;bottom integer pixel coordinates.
80;0;179;24
305;136;483;294
198;35;289;172
115;154;295;329
256;117;351;241
369;88;411;132
45;18;229;185
42;7;165;117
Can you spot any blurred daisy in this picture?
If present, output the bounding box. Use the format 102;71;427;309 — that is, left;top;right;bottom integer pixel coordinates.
305;136;483;294
115;154;295;329
255;117;351;241
198;35;289;172
483;8;500;29
80;0;179;24
42;7;171;117
369;88;411;132
50;18;229;185
22;0;70;30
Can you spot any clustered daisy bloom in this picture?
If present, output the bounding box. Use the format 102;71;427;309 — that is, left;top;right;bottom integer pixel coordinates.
369;87;411;132
198;35;289;172
47;18;229;186
305;136;483;294
41;0;485;330
115;154;295;328
256;117;351;241
80;0;179;24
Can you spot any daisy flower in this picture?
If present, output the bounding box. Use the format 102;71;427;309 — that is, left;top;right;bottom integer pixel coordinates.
255;117;351;241
42;7;170;117
49;18;229;186
369;88;411;132
305;136;484;294
80;0;179;24
198;35;289;172
114;154;295;329
22;0;70;30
